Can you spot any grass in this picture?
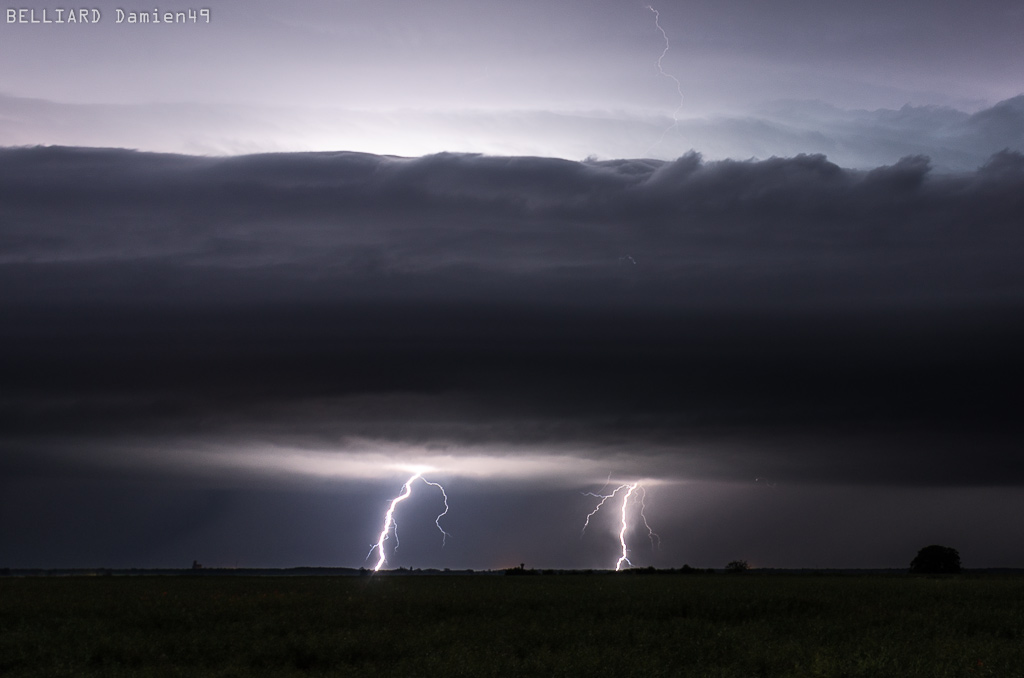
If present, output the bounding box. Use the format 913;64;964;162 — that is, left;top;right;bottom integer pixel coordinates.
2;573;1023;677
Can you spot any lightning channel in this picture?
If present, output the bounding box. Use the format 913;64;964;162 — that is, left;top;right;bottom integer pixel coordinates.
615;483;638;570
645;5;685;156
367;472;450;571
581;489;619;535
635;485;662;550
582;481;659;571
421;478;451;546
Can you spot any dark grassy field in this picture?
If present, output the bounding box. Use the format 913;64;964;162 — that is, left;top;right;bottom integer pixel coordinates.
2;573;1023;677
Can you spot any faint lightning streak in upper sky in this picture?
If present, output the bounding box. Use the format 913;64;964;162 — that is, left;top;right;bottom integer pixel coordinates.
645;5;685;156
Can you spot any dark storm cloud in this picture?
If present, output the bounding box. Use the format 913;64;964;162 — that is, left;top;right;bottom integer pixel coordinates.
1;146;1023;487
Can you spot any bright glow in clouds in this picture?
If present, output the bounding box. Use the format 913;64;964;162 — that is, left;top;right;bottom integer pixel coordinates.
196;442;618;483
108;434;689;487
367;472;450;571
104;439;686;569
582;482;660;570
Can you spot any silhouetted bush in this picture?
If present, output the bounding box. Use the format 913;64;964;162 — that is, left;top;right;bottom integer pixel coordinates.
725;560;750;574
622;566;660;575
910;545;961;574
504;564;538;576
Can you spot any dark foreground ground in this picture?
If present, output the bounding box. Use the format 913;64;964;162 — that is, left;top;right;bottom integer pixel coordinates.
2;573;1023;677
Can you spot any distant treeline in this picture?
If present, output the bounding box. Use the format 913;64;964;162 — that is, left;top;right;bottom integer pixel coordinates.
5;566;1024;577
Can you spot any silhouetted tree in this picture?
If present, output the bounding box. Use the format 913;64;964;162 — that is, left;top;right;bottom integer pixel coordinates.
725;559;750;574
910;545;961;574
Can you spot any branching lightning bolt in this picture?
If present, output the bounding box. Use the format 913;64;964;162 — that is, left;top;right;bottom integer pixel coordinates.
645;5;685;156
582;481;660;571
581;490;617;534
615;483;638;570
367;472;450;572
420;478;450;545
634;485;661;551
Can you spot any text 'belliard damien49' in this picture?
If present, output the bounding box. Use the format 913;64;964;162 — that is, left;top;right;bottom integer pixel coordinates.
5;7;211;23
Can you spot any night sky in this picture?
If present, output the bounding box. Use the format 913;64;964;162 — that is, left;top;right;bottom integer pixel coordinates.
1;0;1023;571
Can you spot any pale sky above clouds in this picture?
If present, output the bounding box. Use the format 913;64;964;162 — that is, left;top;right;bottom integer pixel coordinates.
5;0;1022;109
2;0;1023;159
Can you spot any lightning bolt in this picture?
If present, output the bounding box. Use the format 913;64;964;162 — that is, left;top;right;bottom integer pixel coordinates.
615;483;638;570
645;5;685;156
367;472;450;572
635;485;661;550
582;481;660;571
420;478;450;545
